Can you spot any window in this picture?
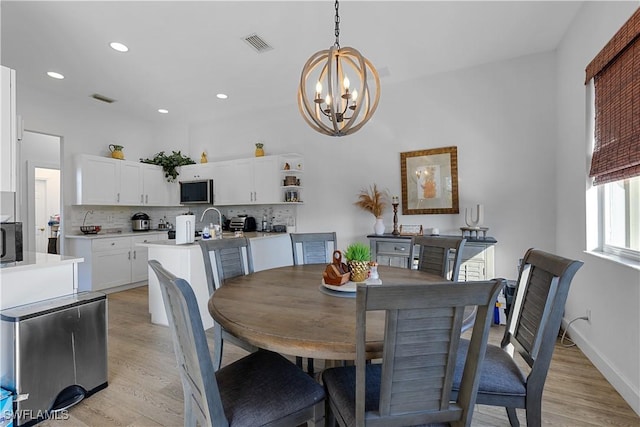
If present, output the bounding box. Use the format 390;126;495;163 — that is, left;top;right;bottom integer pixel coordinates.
601;177;640;261
585;8;640;263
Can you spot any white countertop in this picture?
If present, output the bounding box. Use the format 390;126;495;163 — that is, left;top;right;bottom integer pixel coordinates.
65;230;170;239
0;252;84;272
138;232;289;248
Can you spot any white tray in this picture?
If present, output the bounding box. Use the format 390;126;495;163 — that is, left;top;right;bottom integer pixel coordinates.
321;279;358;293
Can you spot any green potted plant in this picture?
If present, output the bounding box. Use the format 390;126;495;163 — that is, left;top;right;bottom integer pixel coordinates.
140;150;196;182
344;242;371;282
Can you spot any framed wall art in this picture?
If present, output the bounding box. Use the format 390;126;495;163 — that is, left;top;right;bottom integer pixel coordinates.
400;146;459;215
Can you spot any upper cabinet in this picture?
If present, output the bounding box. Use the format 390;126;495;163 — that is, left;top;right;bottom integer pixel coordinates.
1;66;17;192
75;154;170;206
213;155;282;205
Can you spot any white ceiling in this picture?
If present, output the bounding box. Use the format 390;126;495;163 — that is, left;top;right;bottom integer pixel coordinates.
1;1;583;126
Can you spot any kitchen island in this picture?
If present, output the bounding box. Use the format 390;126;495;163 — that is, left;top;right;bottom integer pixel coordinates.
0;252;84;310
139;232;292;330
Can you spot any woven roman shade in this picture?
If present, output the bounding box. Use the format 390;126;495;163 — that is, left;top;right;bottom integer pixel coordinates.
585;7;640;185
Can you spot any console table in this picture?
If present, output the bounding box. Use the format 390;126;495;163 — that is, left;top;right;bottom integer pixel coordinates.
367;234;497;280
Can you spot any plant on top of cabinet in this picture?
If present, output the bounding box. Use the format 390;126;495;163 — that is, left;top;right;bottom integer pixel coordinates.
140;151;195;182
255;142;265;157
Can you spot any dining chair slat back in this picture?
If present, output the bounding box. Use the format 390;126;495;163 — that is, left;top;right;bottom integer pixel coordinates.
199;238;257;370
290;232;337;265
451;248;584;427
199;237;253;294
148;260;325;427
413;235;467;281
322;279;504;427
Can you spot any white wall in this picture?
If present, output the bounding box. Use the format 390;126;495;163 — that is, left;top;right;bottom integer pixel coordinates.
15;84;190;237
556;1;640;414
190;51;559;277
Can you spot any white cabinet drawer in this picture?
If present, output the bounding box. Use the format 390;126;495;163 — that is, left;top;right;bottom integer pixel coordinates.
92;237;130;252
131;234;161;245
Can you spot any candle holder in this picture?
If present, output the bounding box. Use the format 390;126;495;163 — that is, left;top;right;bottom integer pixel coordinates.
392;202;400;235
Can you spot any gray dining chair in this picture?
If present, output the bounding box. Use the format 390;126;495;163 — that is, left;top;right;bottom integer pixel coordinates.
290;232;337;265
322;279;504;427
199;238;257;370
413;235;467;281
290;232;337;375
148;260;326;427
451;248;584;427
414;235;477;333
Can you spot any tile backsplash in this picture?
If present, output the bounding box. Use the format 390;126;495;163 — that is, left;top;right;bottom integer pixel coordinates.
67;204;297;233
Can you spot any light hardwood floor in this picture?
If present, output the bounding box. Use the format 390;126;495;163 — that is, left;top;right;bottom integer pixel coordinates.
39;286;638;427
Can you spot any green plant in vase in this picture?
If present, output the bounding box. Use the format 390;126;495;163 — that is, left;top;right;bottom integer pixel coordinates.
344;242;371;282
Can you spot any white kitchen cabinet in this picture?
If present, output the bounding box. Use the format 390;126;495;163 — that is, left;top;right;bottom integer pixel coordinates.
75;155;120;204
141;163;169;205
1;66;17;192
67;232;163;291
214;155;281;205
75;154;169;206
179;163;216;180
119;161;143;204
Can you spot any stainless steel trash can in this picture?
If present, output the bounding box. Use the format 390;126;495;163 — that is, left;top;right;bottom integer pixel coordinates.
0;292;108;426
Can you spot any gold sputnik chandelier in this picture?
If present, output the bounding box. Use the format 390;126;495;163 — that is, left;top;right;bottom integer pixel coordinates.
297;0;380;137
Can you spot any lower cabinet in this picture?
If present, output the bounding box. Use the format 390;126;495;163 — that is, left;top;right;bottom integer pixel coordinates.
368;235;415;269
456;241;496;281
67;233;163;291
368;234;496;280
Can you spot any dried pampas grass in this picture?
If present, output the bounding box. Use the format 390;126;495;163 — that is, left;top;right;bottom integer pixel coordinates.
354;184;387;218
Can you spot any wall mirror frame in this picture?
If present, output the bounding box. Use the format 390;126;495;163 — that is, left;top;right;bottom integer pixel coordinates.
400;146;459;215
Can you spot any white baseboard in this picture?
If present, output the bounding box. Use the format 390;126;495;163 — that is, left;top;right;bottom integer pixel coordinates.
561;318;640;416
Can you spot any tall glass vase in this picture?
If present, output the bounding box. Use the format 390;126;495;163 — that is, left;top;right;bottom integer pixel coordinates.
374;217;385;235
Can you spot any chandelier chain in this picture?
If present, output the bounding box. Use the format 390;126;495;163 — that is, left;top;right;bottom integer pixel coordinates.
334;0;340;48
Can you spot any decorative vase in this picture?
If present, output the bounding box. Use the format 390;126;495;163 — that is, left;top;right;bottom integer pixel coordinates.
255;143;265;157
348;260;370;283
108;144;124;160
374;217;385;235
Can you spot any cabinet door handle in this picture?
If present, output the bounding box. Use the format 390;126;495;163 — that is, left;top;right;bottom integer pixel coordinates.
117;193;120;203
145;194;148;204
128;251;131;260
394;246;406;251
141;194;144;203
133;250;137;259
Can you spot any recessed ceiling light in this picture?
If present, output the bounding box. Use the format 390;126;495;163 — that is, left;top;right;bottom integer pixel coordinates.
110;42;129;52
47;71;64;80
216;93;228;99
158;109;169;114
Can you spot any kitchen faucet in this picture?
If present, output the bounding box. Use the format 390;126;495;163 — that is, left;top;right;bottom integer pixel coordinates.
200;207;223;237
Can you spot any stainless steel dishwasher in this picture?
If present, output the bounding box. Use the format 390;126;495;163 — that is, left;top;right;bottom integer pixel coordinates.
0;292;108;426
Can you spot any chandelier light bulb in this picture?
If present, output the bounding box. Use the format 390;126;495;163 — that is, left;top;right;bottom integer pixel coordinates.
316;81;323;94
325;94;332;106
352;90;358;102
343;76;350;90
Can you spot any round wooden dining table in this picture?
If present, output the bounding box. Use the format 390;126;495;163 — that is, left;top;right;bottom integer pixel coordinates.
208;264;444;361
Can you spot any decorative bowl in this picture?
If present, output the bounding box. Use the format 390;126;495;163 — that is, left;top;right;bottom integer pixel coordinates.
81;225;101;234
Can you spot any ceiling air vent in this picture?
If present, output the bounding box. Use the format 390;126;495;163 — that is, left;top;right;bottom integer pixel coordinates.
243;33;273;53
90;93;116;104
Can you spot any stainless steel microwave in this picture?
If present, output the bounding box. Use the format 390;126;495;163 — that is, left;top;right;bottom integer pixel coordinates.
1;222;23;263
179;179;214;204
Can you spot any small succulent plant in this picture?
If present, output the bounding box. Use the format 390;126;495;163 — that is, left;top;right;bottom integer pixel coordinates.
344;242;371;262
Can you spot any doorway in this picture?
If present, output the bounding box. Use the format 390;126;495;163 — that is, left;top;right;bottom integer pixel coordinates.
20;131;62;253
34;168;61;253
